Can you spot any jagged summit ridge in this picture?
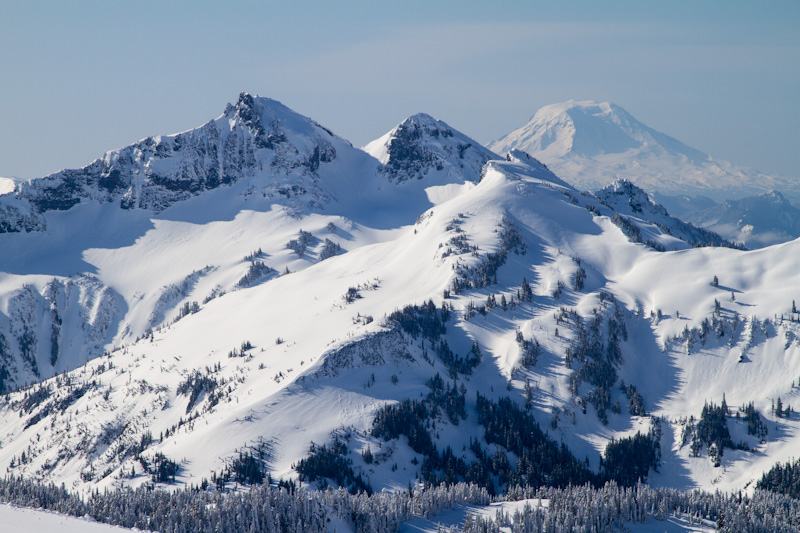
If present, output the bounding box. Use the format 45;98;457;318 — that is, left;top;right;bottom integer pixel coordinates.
224;92;337;147
0;93;352;232
363;112;500;185
592;179;739;249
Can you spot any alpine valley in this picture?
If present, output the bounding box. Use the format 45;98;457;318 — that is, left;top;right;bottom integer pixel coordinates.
0;94;798;532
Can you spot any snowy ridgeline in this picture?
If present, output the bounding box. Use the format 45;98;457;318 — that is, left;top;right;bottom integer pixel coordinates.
0;92;799;518
0;476;798;533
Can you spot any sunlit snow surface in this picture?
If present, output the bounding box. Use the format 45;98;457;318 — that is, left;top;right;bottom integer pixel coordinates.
0;503;134;532
0;177;15;195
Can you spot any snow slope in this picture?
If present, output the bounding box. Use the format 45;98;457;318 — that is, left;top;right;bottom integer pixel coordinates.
487;100;798;203
0;93;437;392
0;177;15;196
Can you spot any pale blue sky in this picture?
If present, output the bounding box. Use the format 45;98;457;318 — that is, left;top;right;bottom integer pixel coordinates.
1;1;798;180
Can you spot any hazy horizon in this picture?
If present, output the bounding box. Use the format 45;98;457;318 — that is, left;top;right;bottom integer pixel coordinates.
1;1;798;181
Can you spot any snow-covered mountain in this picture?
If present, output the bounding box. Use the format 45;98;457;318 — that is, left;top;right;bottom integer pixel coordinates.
0;92;376;235
0;93;402;392
487;100;798;203
0;95;798;510
689;190;800;248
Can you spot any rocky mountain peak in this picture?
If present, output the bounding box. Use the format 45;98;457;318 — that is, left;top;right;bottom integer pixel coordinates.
363;113;499;185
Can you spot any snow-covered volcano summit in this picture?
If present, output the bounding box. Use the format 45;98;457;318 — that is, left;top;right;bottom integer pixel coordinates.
488;100;795;202
490;101;705;163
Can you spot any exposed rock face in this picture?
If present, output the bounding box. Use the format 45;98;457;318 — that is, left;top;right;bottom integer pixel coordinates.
0;276;125;393
364;113;499;184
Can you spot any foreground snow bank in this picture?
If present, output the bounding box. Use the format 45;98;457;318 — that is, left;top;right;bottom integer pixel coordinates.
0;503;135;532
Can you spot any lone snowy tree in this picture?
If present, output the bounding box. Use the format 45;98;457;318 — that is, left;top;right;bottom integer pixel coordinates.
520;277;532;302
524;377;533;409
